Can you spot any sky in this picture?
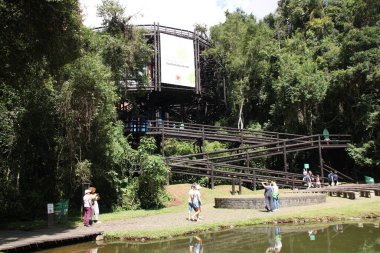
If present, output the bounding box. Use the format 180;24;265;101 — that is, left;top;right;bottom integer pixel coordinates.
80;0;278;31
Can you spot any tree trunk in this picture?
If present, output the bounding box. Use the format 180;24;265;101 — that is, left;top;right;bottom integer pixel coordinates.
238;100;244;129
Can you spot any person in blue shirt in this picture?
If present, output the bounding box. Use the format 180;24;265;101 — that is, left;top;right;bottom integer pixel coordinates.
262;182;274;212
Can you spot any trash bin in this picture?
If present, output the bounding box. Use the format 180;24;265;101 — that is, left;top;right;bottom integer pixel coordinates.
364;176;375;184
54;199;69;223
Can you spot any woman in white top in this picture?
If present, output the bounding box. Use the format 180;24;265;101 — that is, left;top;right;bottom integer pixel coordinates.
191;184;202;221
92;194;100;223
83;189;92;227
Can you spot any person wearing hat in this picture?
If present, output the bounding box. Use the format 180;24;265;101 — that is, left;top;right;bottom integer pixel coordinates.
83;189;92;227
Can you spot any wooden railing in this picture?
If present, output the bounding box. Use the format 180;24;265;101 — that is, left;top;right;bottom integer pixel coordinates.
125;120;351;188
167;157;305;189
169;134;350;164
125;120;306;145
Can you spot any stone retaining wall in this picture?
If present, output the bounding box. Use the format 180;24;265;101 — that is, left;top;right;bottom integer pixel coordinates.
215;194;326;209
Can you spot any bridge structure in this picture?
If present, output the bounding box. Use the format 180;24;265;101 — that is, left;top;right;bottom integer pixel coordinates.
125;120;352;189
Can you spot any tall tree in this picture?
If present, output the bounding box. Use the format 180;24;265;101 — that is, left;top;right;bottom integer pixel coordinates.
208;10;274;129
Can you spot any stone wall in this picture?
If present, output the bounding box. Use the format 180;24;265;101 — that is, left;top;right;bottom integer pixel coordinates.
214;194;326;209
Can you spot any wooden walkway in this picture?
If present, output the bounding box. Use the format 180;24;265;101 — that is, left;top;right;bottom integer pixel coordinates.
126;120;351;189
0;226;102;252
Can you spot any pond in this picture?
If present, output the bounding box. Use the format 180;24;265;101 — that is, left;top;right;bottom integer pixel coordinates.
40;222;380;253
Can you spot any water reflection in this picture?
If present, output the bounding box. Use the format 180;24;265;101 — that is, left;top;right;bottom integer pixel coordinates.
86;248;98;253
308;229;317;241
39;223;380;253
266;227;282;252
189;236;203;253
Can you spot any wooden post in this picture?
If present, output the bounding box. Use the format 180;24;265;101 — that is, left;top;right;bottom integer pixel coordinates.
283;141;288;172
252;170;257;191
318;135;324;184
292;175;295;190
232;179;236;195
207;154;214;189
153;22;158;91
210;165;215;189
238;178;242;195
165;158;170;185
202;126;205;153
161;123;165;156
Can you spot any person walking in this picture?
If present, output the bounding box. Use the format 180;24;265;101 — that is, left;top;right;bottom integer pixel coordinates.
271;181;279;211
191;184;202;221
332;171;339;186
195;184;202;219
262;182;274;212
187;184;195;220
328;171;334;186
83;189;92;227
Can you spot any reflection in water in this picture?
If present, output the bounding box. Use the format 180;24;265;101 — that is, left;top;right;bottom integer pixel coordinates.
39;223;380;253
86;248;98;253
266;227;282;253
189;236;203;253
308;229;317;241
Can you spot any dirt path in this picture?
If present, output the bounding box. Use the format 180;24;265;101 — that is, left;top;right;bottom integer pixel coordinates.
92;196;379;233
1;196;379;251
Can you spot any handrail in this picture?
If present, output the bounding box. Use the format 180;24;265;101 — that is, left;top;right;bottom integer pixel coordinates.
125;120;309;143
136;24;211;47
169;159;304;178
168;160;305;188
169;133;350;161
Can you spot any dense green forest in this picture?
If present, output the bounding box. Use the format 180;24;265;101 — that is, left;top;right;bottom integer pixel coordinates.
0;0;379;221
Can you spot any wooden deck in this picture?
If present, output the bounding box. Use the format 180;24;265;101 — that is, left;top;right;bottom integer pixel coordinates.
0;226;102;252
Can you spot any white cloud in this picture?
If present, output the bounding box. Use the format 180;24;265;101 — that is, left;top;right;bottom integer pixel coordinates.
80;0;278;30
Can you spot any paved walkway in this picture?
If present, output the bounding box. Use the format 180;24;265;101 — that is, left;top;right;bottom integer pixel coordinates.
1;196;379;251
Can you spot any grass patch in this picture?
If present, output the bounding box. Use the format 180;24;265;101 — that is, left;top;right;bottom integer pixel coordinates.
101;184;256;222
103;199;380;241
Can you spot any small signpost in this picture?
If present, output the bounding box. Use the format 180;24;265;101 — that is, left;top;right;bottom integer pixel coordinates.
47;203;54;227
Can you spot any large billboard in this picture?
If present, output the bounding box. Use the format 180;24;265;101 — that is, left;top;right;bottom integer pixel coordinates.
160;33;196;87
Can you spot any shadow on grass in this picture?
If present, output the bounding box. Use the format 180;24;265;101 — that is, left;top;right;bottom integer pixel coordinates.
0;214;83;231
